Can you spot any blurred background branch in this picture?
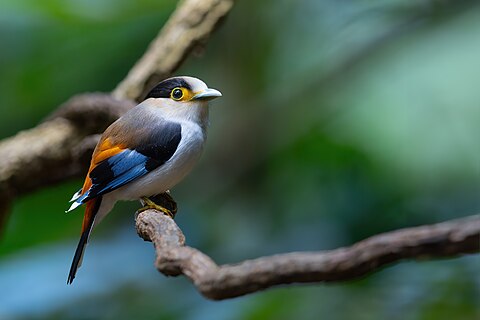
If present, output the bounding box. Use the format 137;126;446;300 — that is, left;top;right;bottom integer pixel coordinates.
113;0;234;101
0;0;234;232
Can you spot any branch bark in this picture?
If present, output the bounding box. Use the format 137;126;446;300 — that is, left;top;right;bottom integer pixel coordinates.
113;0;234;101
0;0;234;229
1;94;134;197
136;210;480;300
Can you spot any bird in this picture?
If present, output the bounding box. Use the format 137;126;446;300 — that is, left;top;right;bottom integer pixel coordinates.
65;76;221;284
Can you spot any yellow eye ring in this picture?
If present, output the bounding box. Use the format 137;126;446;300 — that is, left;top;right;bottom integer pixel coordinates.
171;87;184;100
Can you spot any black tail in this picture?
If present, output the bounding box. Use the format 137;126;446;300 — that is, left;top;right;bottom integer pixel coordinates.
67;197;102;284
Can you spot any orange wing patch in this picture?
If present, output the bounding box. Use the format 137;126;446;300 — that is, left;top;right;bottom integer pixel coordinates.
81;138;126;194
93;138;126;164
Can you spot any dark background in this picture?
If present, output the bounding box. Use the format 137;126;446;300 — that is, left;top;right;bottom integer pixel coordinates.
0;0;479;319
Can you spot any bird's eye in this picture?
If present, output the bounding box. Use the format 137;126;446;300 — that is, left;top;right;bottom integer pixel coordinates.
171;88;184;100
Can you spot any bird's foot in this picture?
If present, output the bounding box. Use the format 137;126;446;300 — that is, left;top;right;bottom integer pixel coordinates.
136;193;177;219
137;197;174;219
148;191;178;216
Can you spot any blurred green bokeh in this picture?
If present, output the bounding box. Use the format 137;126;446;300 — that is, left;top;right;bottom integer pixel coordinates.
0;0;479;319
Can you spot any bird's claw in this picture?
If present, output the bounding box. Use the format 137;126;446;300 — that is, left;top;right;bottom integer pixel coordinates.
136;194;177;219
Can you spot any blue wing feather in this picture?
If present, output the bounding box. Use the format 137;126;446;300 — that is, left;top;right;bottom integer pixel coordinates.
70;119;182;207
67;151;150;211
85;150;149;201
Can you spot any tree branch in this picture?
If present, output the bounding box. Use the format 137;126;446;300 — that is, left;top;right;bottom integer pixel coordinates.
0;0;234;229
113;0;234;101
0;94;135;197
136;210;480;300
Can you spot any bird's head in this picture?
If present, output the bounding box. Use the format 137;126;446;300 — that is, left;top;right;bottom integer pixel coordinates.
144;76;222;123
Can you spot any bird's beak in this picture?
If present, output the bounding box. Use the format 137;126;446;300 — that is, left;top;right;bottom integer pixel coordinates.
192;88;222;101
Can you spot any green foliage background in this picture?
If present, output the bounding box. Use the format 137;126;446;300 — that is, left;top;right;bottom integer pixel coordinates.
0;0;479;319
